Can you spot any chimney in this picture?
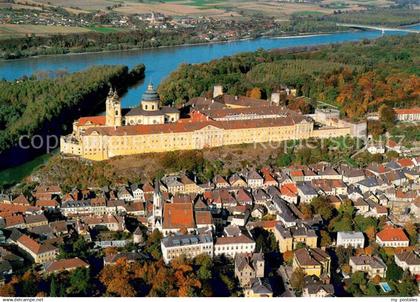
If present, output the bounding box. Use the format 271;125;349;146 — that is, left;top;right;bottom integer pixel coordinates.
213;85;223;98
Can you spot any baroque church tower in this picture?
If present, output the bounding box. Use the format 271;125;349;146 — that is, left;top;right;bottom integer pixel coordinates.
152;180;163;231
105;88;122;127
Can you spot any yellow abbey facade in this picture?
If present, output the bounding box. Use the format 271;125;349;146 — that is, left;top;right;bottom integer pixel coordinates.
60;85;366;161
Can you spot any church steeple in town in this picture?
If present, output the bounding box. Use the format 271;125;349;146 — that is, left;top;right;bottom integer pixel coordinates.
105;87;122;127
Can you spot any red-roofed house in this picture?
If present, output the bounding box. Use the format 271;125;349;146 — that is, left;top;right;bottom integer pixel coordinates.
35;199;59;210
394;107;420;122
162;203;195;235
12;195;30;206
397;158;415;168
45;258;89;274
236;188;253;205
376;227;409;247
16;235;58;264
262;172;278;188
280;183;298;204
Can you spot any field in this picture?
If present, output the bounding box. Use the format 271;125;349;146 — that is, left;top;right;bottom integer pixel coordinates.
113;1;236;18
26;0;392;18
0;24;92;39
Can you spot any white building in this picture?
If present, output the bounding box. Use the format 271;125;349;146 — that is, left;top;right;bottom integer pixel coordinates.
349;255;387;278
336;231;365;249
394;251;420;275
161;233;213;264
394;108;420;122
214;234;255;258
376;227;409;248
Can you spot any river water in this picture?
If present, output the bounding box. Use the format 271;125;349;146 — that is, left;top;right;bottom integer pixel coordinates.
1;26;418;108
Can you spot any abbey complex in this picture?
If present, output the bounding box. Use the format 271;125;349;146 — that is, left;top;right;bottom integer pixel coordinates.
60;84;367;161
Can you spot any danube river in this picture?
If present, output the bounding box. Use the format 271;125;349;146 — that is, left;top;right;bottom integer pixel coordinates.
0;27;418;108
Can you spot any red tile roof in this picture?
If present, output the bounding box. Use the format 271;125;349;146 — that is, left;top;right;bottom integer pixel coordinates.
85;116;303;136
45;258;89;273
397;158;414;168
12;195;30;205
195;211;213;225
394;108;420;115
247;220;279;230
280;183;298;197
35;200;59;208
5;215;25;227
163;203;195;229
17;234;57;254
78;116;106;126
290;170;304;177
376;227;409;242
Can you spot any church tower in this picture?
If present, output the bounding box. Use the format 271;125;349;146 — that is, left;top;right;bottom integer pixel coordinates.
152;180;163;231
105;88;122;127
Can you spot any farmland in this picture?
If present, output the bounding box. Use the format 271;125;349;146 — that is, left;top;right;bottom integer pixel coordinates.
0;24;92;39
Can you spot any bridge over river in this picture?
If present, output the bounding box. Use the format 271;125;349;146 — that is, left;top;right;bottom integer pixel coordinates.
337;23;420;34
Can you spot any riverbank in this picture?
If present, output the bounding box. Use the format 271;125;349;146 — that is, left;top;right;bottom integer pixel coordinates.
0;29;354;62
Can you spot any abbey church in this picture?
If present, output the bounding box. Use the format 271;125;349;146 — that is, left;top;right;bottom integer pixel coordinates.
60;84;366;161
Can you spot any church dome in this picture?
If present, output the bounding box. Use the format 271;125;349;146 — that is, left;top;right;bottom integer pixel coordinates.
142;83;159;101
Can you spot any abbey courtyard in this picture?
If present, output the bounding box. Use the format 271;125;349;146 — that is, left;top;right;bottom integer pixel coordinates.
60;84;367;161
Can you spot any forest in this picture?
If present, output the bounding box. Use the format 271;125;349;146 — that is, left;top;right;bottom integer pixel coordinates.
158;34;420;120
0;64;145;170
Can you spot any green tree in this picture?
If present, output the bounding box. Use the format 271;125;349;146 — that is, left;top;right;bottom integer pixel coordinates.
366;282;378;296
276;153;292;167
335;246;352;266
49;276;58;297
194;254;213;281
379;104;396;130
67;268;90;296
311;197;334;221
320;230;332;247
386;260;403;281
397;272;418;296
351;271;367;286
146;229;163;260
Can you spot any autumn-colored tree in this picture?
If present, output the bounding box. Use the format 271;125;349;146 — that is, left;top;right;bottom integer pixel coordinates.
320;230;332;247
372;275;381;285
342;264;351;275
368;120;385;137
290;268;305;290
364;246;374;256
107;278;136;297
283;251;294;264
99;260;136;296
287;97;313;114
104;247;118;256
247;87;262;99
298;203;313;220
172;257;202;296
378;104;396;130
365;225;376;242
355;248;365;256
404;222;417;244
0;283;15;296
